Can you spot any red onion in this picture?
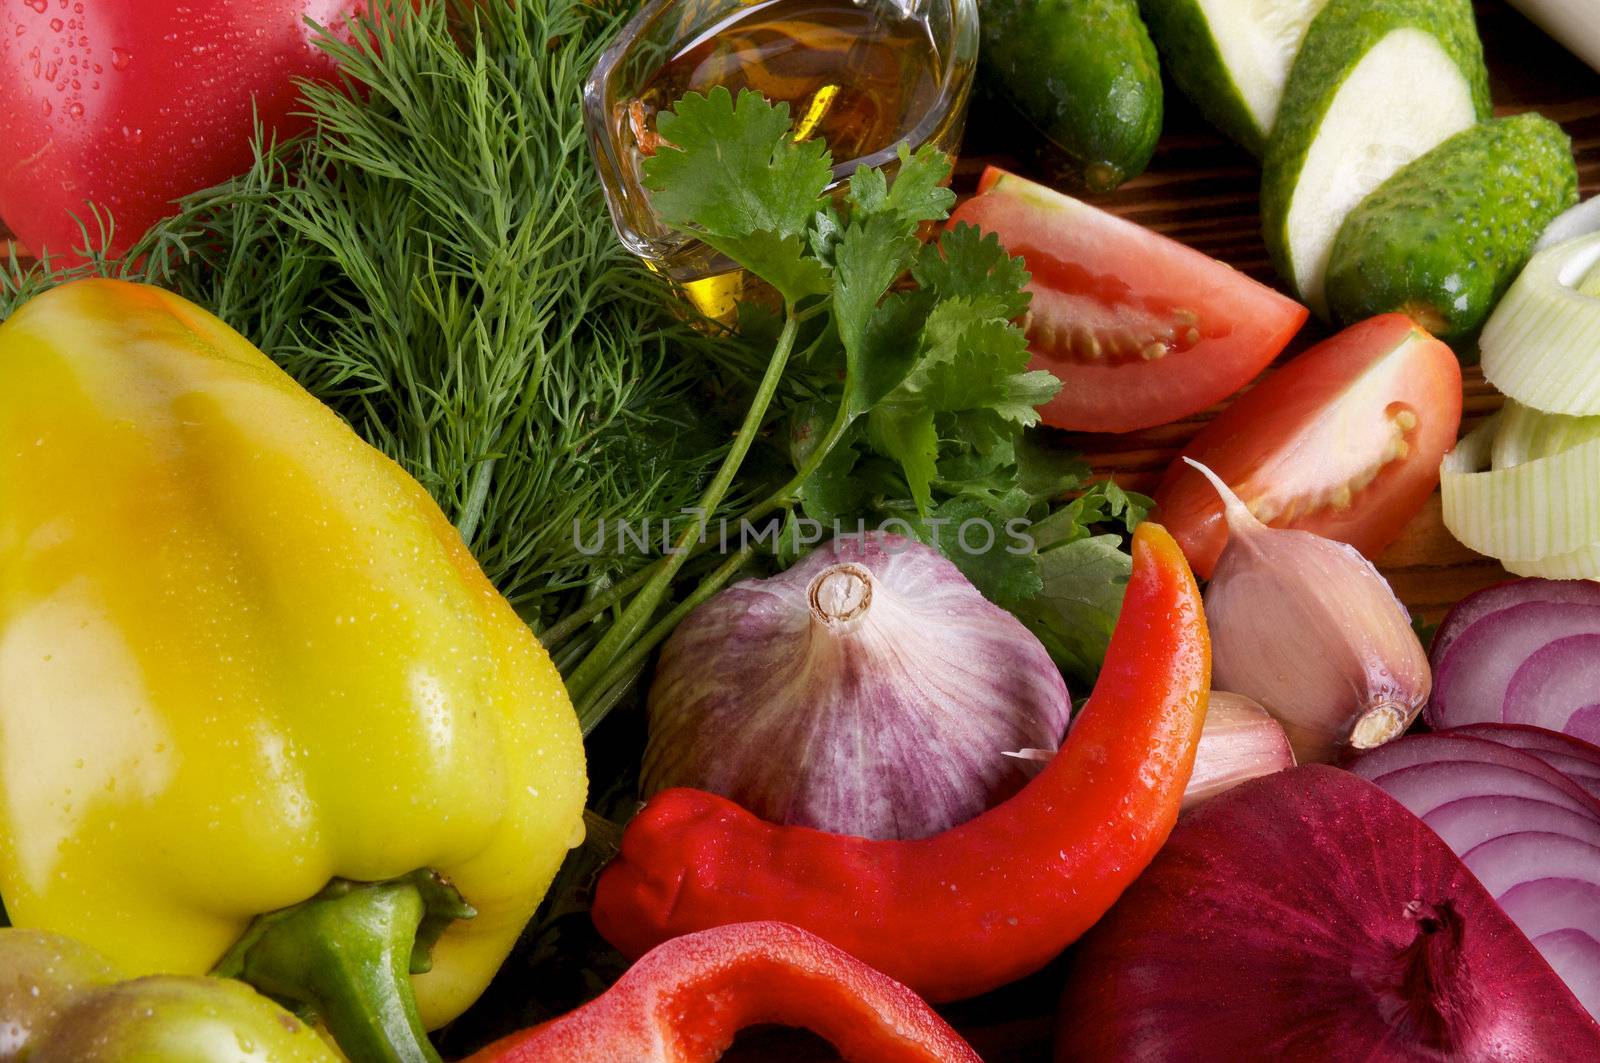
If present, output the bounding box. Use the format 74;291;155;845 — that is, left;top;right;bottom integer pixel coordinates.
1429;578;1600;668
1453;722;1600;804
1056;765;1600;1060
642;534;1071;840
1353;732;1600;1020
1428;577;1600;742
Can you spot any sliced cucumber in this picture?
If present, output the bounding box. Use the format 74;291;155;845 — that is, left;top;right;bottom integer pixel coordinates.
1261;0;1489;318
1139;0;1329;154
1480;232;1600;416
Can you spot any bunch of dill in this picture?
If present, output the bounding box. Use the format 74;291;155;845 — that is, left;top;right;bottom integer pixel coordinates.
0;0;770;628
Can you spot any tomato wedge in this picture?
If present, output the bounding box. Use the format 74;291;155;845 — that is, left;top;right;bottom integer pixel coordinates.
1155;313;1463;580
947;168;1307;434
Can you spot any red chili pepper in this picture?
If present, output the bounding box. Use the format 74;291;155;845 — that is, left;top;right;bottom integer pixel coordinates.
462;921;981;1063
592;522;1210;1002
0;1;366;261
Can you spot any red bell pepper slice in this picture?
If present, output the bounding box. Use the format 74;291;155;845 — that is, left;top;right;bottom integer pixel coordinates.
591;522;1211;1002
462;920;981;1063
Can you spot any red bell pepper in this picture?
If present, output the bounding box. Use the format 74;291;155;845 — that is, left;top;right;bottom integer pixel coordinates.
0;0;365;261
591;522;1211;1002
463;921;981;1063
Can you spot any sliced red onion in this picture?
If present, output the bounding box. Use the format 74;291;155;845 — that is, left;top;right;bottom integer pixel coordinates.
1353;733;1600;1019
1428;577;1600;671
1503;634;1600;744
1427;600;1600;727
1056;765;1600;1059
1452;722;1600;805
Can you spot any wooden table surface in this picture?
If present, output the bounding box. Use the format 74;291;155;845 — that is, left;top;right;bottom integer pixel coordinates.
1;1;1594;1060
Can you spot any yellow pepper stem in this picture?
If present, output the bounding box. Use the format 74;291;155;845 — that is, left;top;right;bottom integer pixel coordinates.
215;873;474;1063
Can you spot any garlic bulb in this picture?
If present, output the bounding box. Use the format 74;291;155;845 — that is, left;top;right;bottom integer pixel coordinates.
643;533;1072;840
1188;459;1430;764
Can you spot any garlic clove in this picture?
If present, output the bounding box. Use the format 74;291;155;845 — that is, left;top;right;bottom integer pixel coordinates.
1181;691;1296;810
1186;459;1430;764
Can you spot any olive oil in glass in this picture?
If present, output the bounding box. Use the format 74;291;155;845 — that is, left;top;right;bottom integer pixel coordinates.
585;0;979;318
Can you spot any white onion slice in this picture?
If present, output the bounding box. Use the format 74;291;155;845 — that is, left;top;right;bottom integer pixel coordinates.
1537;197;1600;254
1480;232;1600;416
1441;411;1600;563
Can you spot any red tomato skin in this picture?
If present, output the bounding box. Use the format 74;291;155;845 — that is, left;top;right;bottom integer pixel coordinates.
0;1;365;261
1154;314;1463;580
949;168;1308;434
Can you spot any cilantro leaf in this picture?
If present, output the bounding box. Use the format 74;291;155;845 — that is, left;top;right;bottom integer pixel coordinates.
925;496;1043;608
887;301;1060;424
795;436;869;525
1017;432;1093;502
702;230;831;304
833;211;922;391
849;144;955;227
866;407;940;514
848;287;933;414
1015;534;1133;681
914;224;1032;320
645;88;832;240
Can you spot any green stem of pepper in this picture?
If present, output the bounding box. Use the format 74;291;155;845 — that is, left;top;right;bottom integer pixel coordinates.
214;873;474;1063
563;308;800;702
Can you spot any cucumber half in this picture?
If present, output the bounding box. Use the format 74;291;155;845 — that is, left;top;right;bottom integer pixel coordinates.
1140;0;1329;154
1261;0;1490;318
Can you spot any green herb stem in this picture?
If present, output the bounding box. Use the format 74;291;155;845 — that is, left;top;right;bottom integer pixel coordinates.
745;390;855;525
565;309;800;701
576;543;756;733
542;392;850;656
538;563;658;649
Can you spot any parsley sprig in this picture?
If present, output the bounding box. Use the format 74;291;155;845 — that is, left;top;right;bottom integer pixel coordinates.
560;87;1145;719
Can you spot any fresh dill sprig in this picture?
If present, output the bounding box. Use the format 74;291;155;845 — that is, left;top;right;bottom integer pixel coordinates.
0;0;773;627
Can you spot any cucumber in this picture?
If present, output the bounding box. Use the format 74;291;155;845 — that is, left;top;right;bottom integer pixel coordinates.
1324;113;1578;350
1260;0;1490;318
1138;0;1329;155
980;0;1164;192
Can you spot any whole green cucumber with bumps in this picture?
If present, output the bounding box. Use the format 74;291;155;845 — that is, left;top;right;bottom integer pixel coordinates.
1261;0;1491;318
980;0;1163;192
1325;113;1578;351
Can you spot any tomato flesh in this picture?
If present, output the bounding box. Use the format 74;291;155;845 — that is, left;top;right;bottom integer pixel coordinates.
948;168;1307;434
1154;313;1463;580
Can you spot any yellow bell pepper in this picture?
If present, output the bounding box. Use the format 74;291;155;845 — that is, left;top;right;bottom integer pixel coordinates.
0;280;587;1059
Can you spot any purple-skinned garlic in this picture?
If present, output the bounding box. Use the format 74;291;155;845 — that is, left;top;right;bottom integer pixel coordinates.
642;533;1072;840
